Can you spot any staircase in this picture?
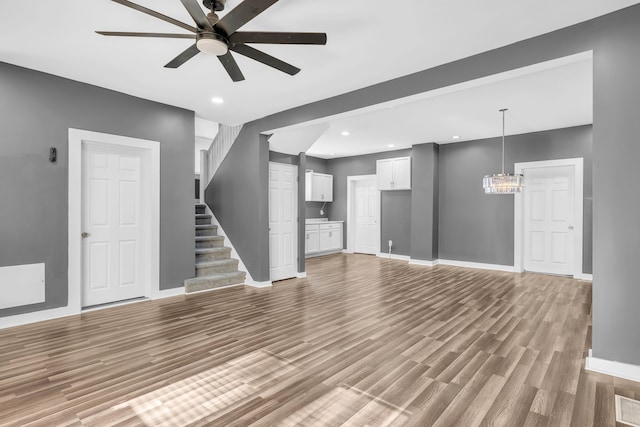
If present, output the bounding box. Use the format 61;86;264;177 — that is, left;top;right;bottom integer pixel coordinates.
184;204;246;293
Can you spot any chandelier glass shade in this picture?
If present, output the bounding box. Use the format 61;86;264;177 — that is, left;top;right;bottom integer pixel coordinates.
483;108;524;194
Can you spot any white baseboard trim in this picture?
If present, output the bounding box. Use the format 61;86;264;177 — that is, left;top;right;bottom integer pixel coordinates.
377;253;411;261
586;349;640;383
408;259;438;267
436;259;517;273
0;283;188;330
152;286;184;299
0;305;78;330
296;272;307;278
185;283;245;295
577;273;593;281
245;279;272;288
341;249;350;254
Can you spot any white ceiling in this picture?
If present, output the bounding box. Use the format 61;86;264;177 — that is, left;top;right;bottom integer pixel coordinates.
0;0;636;126
300;53;593;159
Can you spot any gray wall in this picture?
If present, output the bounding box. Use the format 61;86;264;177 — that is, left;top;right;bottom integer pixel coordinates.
0;62;194;318
207;4;640;365
207;127;270;281
591;9;640;364
327;149;413;255
410;143;439;261
438;125;592;271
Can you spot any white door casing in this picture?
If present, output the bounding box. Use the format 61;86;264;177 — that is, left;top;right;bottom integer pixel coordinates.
69;129;160;314
347;175;380;254
82;143;146;306
269;162;298;281
514;158;584;279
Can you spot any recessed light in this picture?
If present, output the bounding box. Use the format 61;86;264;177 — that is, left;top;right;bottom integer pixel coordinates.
211;97;224;104
341;131;350;136
452;135;460;139
330;152;336;156
387;144;395;148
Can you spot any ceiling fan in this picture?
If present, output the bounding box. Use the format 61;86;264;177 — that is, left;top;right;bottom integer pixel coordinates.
97;0;327;82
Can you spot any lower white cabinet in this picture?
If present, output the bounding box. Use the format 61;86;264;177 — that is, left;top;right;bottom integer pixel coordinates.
305;227;319;254
305;222;343;257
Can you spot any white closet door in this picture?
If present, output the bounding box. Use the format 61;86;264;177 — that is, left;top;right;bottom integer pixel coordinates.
269;162;298;281
524;165;575;275
354;179;380;254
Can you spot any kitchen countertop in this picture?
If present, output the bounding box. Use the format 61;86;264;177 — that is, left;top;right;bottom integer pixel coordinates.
306;218;344;224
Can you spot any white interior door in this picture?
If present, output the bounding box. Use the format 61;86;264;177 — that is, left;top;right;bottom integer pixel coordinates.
269;162;298;281
523;165;575;275
354;179;380;254
82;143;147;307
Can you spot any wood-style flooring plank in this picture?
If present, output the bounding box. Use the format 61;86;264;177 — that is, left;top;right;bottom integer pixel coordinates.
1;253;639;426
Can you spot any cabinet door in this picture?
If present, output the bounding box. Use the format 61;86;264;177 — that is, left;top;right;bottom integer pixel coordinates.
329;227;342;250
377;159;393;190
305;172;313;201
311;174;324;201
392;157;411;190
306;230;319;253
320;174;333;202
319;230;332;252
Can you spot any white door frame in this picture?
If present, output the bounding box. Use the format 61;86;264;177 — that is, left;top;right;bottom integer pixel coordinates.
268;161;298;281
346;174;380;253
69;128;160;311
514;157;584;279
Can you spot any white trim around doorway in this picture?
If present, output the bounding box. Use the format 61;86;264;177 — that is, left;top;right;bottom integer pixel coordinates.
346;174;380;254
514;157;586;279
69;128;161;312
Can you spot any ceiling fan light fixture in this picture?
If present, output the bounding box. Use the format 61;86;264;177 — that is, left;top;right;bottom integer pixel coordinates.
196;33;228;56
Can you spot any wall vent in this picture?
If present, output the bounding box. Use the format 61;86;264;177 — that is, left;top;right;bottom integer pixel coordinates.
0;263;45;309
616;395;640;427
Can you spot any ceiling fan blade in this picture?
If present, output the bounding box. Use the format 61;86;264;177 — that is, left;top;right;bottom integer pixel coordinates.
231;44;300;75
214;0;279;36
230;32;327;45
217;52;245;82
96;31;194;39
110;0;197;33
165;44;201;68
179;0;213;30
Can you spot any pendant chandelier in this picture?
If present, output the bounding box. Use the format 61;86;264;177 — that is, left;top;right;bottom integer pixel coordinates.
483;108;524;194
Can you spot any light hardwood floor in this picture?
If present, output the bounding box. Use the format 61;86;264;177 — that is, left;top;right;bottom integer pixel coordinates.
1;254;638;426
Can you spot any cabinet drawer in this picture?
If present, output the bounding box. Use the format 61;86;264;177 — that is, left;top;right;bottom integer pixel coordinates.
305;225;319;232
319;223;341;231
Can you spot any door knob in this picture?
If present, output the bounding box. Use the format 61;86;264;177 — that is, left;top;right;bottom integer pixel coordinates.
81;232;90;238
568;226;574;230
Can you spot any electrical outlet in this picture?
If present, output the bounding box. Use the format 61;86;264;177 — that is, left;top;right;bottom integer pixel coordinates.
388;240;393;248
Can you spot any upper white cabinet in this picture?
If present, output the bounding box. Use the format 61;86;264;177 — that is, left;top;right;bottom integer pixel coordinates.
305;172;333;202
376;156;411;190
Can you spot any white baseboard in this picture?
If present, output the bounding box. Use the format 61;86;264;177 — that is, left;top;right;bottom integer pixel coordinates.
245;278;272;288
185;283;245;295
586;349;640;383
152;286;184;299
0;305;78;330
296;272;307;278
377;253;411;261
577;273;593;281
408;259;438;267
436;259;517;272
